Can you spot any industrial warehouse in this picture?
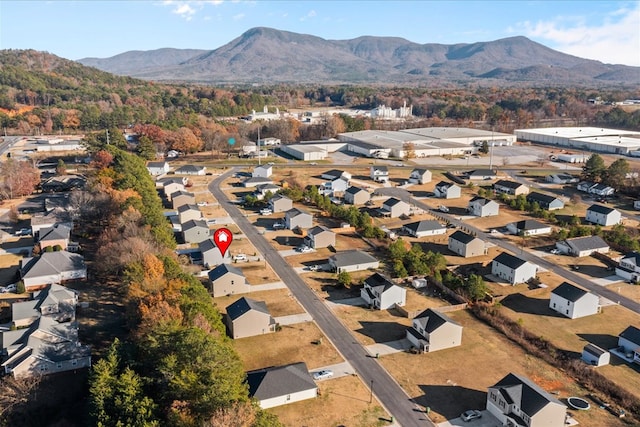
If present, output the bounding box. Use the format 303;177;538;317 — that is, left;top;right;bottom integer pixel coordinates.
514;127;640;156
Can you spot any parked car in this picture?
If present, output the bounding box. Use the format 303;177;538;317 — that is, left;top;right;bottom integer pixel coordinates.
206;218;217;225
197;201;208;207
460;410;482;422
550;248;560;255
233;254;248;262
14;228;31;236
438;205;449;213
308;264;320;272
260;208;273;216
0;284;17;294
298;246;312;253
313;370;333;380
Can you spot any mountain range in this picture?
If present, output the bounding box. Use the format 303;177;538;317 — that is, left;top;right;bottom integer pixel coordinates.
79;27;639;86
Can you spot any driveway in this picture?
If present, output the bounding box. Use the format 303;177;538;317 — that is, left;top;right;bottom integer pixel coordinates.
310;360;357;380
274;313;313;325
366;339;412;356
437;410;498;427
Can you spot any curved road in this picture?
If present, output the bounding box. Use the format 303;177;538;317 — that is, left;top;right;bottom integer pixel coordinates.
209;169;432;427
376;187;640;314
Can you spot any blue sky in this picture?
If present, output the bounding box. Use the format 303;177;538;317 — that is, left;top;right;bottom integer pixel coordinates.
1;1;639;66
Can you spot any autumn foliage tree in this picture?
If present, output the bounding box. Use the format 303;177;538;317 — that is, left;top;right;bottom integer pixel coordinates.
168;127;203;154
0;159;40;200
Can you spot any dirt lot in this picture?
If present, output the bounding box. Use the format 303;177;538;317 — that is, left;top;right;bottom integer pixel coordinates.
213;288;306;318
380;309;631;427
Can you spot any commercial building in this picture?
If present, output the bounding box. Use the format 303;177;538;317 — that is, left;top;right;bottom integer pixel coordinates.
515;127;640;155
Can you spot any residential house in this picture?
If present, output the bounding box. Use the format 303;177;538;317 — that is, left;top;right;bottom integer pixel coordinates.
162;179;187;201
434;181;461;199
328;250;379;273
555;235;609;257
20;252;86;292
344;186;370;205
491;252;538;285
546;173;579;184
448;231;485;258
199;239;231;269
409;169;432;184
157;175;187;190
304;226;336;249
269;195;293;213
247;362;317;409
41;175;86;193
177;204;203;224
360;273;406;310
581;343;610;367
284;208;313;230
146;161;170;176
254;183;280;200
494;180;529;196
466;169;497;180
403;220;446;238
181;219;210;244
1;316;91;377
618;326;640;364
225;297;276;339
406;308;463;353
549;282;600;319
320;178;349;197
36;224;71;251
487;373;567;427
175;164;206;175
209;264;250;297
468;196;500;217
506;220;552;236
615;252;640;283
252;165;273;178
321;170;351;181
585;204;621;226
11;284;78;328
242;176;273;188
381;198;410;218
30;208;72;236
526;192;565;211
577;181;615;197
370;166;389;183
170;190;196;209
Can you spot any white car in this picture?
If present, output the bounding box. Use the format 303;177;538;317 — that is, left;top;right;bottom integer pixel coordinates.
298;246;312;253
438;205;449;213
550;248;560;255
233;254;248;262
14;228;31;236
461;410;482;422
0;284;17;293
260;209;273;216
313;370;333;380
197;201;208;207
273;222;285;230
308;264;320;272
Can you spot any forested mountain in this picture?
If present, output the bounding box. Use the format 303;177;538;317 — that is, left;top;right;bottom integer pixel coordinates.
77;27;640;86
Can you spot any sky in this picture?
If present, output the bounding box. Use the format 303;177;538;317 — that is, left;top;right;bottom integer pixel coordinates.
1;1;639;66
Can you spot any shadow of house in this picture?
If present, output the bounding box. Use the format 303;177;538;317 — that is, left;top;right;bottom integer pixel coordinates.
576;333;620;352
273;236;305;248
410;190;435;198
500;293;565;317
354;321;408;344
414;384;486;420
320;283;362;301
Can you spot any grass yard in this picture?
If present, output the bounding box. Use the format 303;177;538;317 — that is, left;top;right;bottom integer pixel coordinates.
379;309;631;427
0;253;21;285
214;288;305;318
331;302;414;345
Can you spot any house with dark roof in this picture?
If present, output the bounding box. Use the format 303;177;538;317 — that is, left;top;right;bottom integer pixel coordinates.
486;372;567;427
20;252;86;292
506;220;552;236
370;165;389;182
170;190;196;209
494;180;529;196
582;343;610;367
30;208;72;236
361;273;406;310
466;169;497;180
162;178;187;200
321;169;351;181
209;263;249;297
546;173;579;184
284;208;313;230
468;196;499;217
577;181;615;196
402;220;446;238
381;197;410;218
225;297;276;339
585;204;621;226
177;204;202;224
526;192;564;211
157;176;187;189
304;226;336;249
434;181;461;199
146;161;170;176
254;183;280;200
406;308;463;353
409;169;432;184
328;250;379;273
618;326;640;365
555;235;609;257
181;219;210;244
175;164;207;175
615;252;640;283
344;186;370;205
491;252;538;285
549;282;600;319
247;362;318;409
269;194;293;213
448;231;485;258
199;238;231;269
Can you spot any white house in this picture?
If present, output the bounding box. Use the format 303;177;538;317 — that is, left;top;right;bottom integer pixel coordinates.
402;220;446;238
320;178;349;197
491;252;538;285
616;252;640;283
284;208;313;230
434;181;461;199
582;343;610;367
634;200;640;210
360;273;406;310
409;169;432;184
555;235;609;257
253;165;273;178
585;204;621;226
247;362;317;409
406;308;463;353
526;192;564;210
146;161;170;176
370;166;389;183
175;165;206;175
546;173;579;184
328;250;379;273
577;181;615;196
618;326;640;365
468;196;499;217
549;282;600;319
493;180;529;196
506;220;552;236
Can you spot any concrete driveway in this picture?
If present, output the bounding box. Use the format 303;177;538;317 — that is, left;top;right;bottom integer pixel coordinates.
437;410;499;427
310;361;356;380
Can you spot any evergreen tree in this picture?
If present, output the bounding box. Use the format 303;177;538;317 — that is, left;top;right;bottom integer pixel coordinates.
582;154;606;182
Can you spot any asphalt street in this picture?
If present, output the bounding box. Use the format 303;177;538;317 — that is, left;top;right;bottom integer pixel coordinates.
209;168;433;427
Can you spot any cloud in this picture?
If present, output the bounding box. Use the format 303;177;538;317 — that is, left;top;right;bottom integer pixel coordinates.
233;13;245;21
510;4;640;66
300;9;316;21
160;1;224;20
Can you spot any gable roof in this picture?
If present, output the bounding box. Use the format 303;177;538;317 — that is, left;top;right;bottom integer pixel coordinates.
182;219;208;231
527;192;561;204
38;224;71;241
208;263;244;282
621;252;640;266
551;282;589;302
435;181;456;190
12;284;77;323
449;230;478;244
510;219;549;231
414;308;461;333
564;235;609;252
199;238;218;253
177;204;200;213
243;177;272;185
493;252;528;270
363;272;396;292
226;297;270;321
170;190;195;199
587;204;617;215
492;373;564;417
404;220;444;233
467;169;496;177
494;179;525;189
270;194;291;203
469;196;496;206
329;250;377;267
21;252;85;279
619;325;640;345
285;208;311;218
175;164;205;173
583;343;608;357
371;165;388;172
345;186;367;195
383;197;405;207
247;362;316;401
322;169;346;179
307;225;333;237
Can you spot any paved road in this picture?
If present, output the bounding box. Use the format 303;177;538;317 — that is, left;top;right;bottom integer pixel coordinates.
210;169;432;427
376;187;640;314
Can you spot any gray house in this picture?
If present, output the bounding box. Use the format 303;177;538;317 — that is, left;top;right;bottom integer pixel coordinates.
209;263;250;297
448;231;485;258
20;252;87;292
468;196;499;217
252;165;273;178
406;308;463;353
615;252;640;283
491;252;538;285
175;164;206;175
487;373;567;427
381;197;410;218
549;282;600;319
304;225;336;249
177;204;203;224
585;204;621;226
403;220;446;238
284;208;313;230
181;219;210;244
162;179;186;200
199;238;231;268
506;219;552;236
618;326;640;365
344;186;370;205
493;180;529;196
11;284;78;328
247;362;318;409
170;190;196;209
361;273;406;310
328;250;379;273
434;181;461;199
555;235;609;257
409;169;432;184
225;297;276;339
526;192;564;211
582;343;610;367
269;194;293;213
37;224;71;251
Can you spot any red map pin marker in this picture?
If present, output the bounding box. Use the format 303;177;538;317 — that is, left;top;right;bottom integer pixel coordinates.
213;228;233;257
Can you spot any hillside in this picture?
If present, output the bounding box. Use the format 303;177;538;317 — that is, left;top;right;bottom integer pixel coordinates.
77;27;640;86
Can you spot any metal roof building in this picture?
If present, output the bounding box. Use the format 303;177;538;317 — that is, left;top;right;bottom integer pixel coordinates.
514;127;640;155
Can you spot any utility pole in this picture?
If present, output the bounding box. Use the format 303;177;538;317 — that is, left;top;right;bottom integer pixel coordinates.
489;126;494;170
257;126;261;166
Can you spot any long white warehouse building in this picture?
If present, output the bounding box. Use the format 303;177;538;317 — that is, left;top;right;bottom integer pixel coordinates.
515;127;640;155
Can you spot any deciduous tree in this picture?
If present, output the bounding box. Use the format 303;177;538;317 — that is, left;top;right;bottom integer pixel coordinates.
0;159;40;200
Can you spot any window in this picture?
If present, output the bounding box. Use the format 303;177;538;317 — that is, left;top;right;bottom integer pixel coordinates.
499;400;505;408
567;300;570;306
552;303;556;308
72;360;78;366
